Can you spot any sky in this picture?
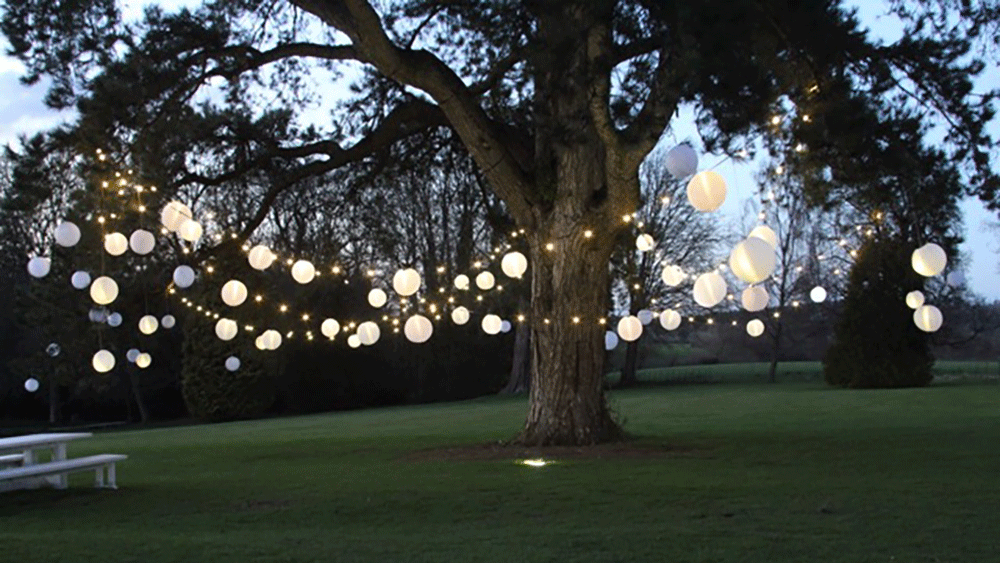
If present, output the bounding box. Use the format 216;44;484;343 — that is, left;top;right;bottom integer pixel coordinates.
0;1;997;300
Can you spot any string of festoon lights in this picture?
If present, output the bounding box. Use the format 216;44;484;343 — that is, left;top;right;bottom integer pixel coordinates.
22;137;956;381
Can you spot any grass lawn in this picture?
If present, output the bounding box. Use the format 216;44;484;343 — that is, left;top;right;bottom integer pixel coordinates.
2;380;1000;562
620;360;1000;384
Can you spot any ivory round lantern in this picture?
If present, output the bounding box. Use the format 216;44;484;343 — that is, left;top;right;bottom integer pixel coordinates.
25;378;40;393
71;271;91;289
248;245;276;270
255;335;267;350
178;219;203;242
746;319;765;338
215;318;238;341
90;276;119;305
686;170;727;212
221;280;248;307
810;286;828;304
321;319;341;339
392;268;422;296
911;243;947;277
905;290;925;310
482;314;503;335
617;316;643;342
160;201;192;232
357;322;381;345
693;272;727;308
92;350;115;373
501;252;528;279
475;271;496;291
54;221;81;247
291;260;316;284
729;237;776;284
347;334;361;349
665;143;698;178
126;349;141;363
27;257;51;279
104;232;128;256
107;312;122;327
659;309;681;331
661;265;685;287
454;274;470;290
173;265;196;288
161;314;176;329
404;315;434;343
138;315;159;335
451;306;470;325
604;331;619;351
225;356;241;372
636;234;655;252
135;353;152;369
748;225;778;250
368;288;388;308
129;229;155;255
913;305;943;333
261;330;283;350
741;286;769;312
637;309;654;325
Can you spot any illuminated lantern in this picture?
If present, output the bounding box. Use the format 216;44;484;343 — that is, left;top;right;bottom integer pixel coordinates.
482;314;503;335
659;309;681;331
71;271;91;290
25;378;40;393
173;265;196;288
261;330;283;350
357;322;381;345
913;305;943;333
135;353;152;369
27;257;51;278
160;201;192;232
501;320;512;333
54;221;81;247
454;274;470;290
911;243;947;277
347;334;361;349
92;350;115;373
947;271;965;287
617;316;643;342
161;315;176;329
291;260;315;284
392;268;422;296
255;335;267;350
89;308;108;323
178;219;203;242
748;225;778;250
368;288;388;308
106;312;122;327
604;331;619;350
635;234;655;252
451;306;470;325
476;271;496;290
661;265;685;287
126;349;140;363
225;356;241;372
104;232;128;256
746;319;765;337
138;315;159;335
810;286;828;303
729;237;776;284
404;315;434;343
248;245;276;270
321;319;340;339
693;272;727;308
665;144;698;178
501;252;528;279
221;280;248;307
905;290;925;310
741;286;769;312
90;276;119;305
129;229;155;255
215;318;238;341
637;309;654;325
686;170;727;212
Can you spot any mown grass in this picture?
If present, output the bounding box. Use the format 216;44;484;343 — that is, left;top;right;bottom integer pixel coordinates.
3;379;1000;562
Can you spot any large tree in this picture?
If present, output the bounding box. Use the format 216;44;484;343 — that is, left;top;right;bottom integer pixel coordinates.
3;0;997;444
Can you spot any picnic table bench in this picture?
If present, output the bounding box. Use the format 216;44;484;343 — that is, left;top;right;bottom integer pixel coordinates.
0;433;127;492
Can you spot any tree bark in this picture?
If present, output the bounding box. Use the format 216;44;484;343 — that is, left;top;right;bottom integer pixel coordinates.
502;296;532;394
768;321;784;384
620;339;640;387
47;378;59;425
127;368;150;424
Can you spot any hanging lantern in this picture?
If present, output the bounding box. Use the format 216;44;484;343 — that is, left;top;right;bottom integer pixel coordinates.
215;318;238;341
129;229;156;255
135;353;152;369
746;319;765;337
481;314;503;335
661;265;685;287
368;288;388;308
404;315;434;343
138;315;159;335
178;219;203;242
255;335;267;351
291;260;315;284
475;271;496;290
126;349;141;363
321;319;341;339
637;309;654;325
451;306;470;325
27;257;51;278
89;308;109;323
741;286;769;312
248;245;276;270
913;305;943;332
947;271;966;287
635;234;655;252
617;316;643;342
92;350;115;373
173;265;196;288
25;378;40;392
347;334;361;349
729;237;777;284
54;221;81;247
810;286;827;303
604;331;619;350
161;314;176;329
392;268;422;296
71;271;91;289
225;356;241;372
665;144;699;179
693;272;727;308
89;276;119;305
261;329;283;350
501;252;528;279
160;201;193;232
659;309;681;331
221;280;248;307
104;232;128;256
106;312;122;327
686;170;727;212
911;243;947;277
905;290;925;310
501;320;512;333
454;274;470;290
748;225;778;250
357;321;381;345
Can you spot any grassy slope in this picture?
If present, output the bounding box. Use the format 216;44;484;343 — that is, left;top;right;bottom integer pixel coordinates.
2;381;1000;562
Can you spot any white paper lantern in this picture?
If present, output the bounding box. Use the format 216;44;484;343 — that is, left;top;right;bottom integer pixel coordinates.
357;321;381;345
161;314;176;329
104;232;128;256
637;309;654;325
729;237;777;284
291;260;315;284
913;305;943;333
404;315;434;343
255;335;267;351
135;353;152;369
225;356;241;372
661;265;686;287
347;334;361;349
659;309;682;331
92;350;115;373
126;349;140;363
617;316;643;342
24;378;40;392
160;201;192;232
27;257;51;278
88;308;108;323
748;225;778;250
481;314;503;335
215;318;238;341
693;272;727;308
247;245;276;270
178;219;203;242
911;243;947;277
947;271;966;287
810;286;828;303
604;331;619;350
741;286;769;312
501;252;528;279
221;280;248;307
261;329;283;350
686;170;727;212
665;144;699;178
54;221;81;247
173;265;196;288
71;271;91;290
321;318;341;339
89;276;119;305
368;288;388;308
392;268;422;296
746;319;765;338
475;271;496;290
138;315;159;335
454;274;470;290
905;290;925;310
501;320;512;333
451;306;470;325
106;312;122;327
635;234;655;252
129;229;156;255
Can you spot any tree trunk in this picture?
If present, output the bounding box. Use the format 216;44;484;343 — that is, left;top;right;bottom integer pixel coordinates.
127;368;150;424
502;295;532;394
619;339;640;387
768;322;784;384
47;379;59;425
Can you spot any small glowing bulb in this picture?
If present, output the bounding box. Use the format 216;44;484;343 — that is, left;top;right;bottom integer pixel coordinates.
545;243;554;251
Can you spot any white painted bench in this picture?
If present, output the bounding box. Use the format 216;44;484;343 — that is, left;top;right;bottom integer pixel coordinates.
0;453;25;467
0;454;127;490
